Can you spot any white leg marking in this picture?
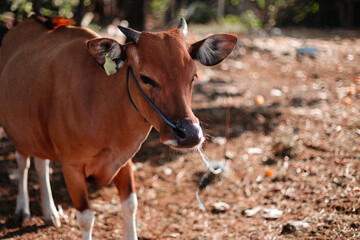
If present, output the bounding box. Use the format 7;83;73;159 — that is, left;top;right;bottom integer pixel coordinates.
76;209;95;240
15;152;31;222
121;193;138;240
34;158;61;227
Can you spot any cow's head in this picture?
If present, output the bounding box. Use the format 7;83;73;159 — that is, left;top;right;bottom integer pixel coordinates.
87;19;237;150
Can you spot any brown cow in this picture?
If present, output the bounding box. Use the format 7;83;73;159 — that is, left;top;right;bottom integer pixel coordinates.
0;15;237;239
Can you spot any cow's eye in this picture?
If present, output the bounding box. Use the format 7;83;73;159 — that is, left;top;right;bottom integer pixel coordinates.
140;75;160;88
190;73;198;86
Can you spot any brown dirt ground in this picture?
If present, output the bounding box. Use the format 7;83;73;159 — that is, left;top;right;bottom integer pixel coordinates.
0;27;360;239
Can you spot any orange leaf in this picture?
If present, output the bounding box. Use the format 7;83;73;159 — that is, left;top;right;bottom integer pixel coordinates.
255;95;264;105
347;87;355;95
343;97;351;105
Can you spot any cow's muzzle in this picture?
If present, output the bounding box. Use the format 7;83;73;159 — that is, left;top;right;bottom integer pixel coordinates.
167;119;204;149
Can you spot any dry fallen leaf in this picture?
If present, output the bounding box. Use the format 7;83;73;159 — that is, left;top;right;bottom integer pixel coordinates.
343;97;351;105
255;95;265;105
355;76;360;83
262;208;283;219
265;170;272;177
347;87;355;95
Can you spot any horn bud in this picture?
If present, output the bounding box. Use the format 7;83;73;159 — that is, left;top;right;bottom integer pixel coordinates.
177;18;187;39
118;25;141;43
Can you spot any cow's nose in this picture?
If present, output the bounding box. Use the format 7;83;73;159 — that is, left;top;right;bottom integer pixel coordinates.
172;119;204;148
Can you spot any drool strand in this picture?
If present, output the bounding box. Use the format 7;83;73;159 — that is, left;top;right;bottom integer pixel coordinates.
196;148;227;211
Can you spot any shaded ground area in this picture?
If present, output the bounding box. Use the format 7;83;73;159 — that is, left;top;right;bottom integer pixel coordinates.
1;27;360;239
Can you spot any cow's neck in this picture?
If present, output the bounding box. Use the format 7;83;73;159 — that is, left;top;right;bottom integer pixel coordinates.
106;68;153;158
81;68;152;186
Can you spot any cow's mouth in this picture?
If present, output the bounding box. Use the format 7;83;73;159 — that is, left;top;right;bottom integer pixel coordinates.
164;137;205;151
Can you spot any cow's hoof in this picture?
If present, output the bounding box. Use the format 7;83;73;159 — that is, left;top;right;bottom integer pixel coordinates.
15;209;31;224
44;215;61;228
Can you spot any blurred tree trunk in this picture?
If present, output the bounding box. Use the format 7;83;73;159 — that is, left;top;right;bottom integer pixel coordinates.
119;0;147;30
345;0;353;28
74;0;84;26
165;0;175;23
32;0;40;15
337;0;353;28
218;0;225;17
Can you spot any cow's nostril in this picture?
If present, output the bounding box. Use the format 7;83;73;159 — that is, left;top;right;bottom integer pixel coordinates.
173;127;186;140
171;119;203;148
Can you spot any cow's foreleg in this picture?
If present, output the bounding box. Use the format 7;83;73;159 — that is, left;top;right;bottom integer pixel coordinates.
113;160;138;240
62;165;94;240
34;158;61;227
15;152;31;223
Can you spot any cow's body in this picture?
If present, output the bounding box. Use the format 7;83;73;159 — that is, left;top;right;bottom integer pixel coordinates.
0;16;236;239
0;18;150;186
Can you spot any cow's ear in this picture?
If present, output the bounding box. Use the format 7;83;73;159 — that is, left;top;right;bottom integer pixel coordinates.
87;38;126;75
189;34;237;66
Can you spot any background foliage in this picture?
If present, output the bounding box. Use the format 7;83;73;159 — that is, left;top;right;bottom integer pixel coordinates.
0;0;360;32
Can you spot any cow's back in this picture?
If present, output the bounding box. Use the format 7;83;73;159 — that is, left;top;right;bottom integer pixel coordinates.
0;17;98;160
